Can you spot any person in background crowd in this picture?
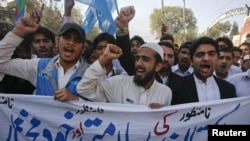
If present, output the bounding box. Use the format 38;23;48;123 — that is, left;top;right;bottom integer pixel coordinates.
241;54;250;72
84;39;93;49
171;41;194;77
158;41;180;86
216;36;233;49
169;36;236;105
0;11;90;102
216;37;242;76
77;42;172;109
214;47;236;80
160;33;174;45
174;43;179;55
239;42;250;58
26;26;56;58
232;46;242;67
91;32;127;79
82;44;96;64
159;33;178;65
130;35;145;55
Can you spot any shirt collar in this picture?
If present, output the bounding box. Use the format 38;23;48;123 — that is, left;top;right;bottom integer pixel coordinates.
55;58;80;70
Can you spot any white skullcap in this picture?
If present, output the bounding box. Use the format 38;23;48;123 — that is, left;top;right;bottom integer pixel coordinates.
140;42;163;61
243;54;250;62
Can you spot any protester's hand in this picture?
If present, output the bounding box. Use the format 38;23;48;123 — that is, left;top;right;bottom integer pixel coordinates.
64;0;75;16
149;103;165;109
115;6;135;29
98;44;123;71
30;3;44;24
102;44;123;61
54;88;79;102
12;17;39;38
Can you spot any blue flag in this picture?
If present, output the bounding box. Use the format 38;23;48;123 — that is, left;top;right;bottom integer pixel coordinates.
79;0;118;35
82;7;97;33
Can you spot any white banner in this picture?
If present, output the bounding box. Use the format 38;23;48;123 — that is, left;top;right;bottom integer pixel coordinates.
0;94;249;141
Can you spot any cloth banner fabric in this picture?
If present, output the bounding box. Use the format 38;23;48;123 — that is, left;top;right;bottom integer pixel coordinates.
0;94;249;141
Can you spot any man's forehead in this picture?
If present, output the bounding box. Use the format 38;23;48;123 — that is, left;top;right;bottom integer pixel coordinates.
33;33;47;38
137;48;155;56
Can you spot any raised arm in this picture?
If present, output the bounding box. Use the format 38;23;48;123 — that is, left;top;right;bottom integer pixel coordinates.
115;6;136;75
77;44;122;101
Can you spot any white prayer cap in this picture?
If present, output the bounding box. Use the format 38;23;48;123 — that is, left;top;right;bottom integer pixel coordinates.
140;42;163;61
243;54;250;62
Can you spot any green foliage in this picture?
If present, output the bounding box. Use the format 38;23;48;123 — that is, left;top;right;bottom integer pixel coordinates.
150;6;197;44
205;21;231;39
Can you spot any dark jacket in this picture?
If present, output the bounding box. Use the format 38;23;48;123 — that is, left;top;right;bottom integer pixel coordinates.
169;74;236;105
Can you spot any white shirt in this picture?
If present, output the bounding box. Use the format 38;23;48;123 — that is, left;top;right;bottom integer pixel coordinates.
213;65;242;81
227;69;250;97
56;59;79;89
228;65;242;76
77;60;172;106
194;75;221;102
172;64;194;77
160;75;169;85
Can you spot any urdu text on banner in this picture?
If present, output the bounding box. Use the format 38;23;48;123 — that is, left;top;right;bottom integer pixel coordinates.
0;94;249;141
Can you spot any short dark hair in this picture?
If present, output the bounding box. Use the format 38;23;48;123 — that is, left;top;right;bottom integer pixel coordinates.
27;26;55;44
160;33;174;43
130;35;145;45
93;33;116;49
158;41;174;52
232;46;242;54
190;36;219;60
216;36;233;48
239;42;250;48
219;47;234;58
178;41;192;54
85;39;93;46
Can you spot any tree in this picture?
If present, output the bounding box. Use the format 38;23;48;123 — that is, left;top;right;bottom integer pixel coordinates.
229;21;239;40
205;21;231;39
150;6;197;44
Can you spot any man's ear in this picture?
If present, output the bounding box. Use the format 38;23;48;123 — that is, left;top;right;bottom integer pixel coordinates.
155;62;163;72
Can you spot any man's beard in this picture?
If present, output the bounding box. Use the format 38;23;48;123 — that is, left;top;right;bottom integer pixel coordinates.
158;66;170;73
133;70;155;87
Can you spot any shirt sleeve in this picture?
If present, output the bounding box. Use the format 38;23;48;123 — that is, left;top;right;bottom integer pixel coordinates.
77;60;109;102
0;32;39;85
